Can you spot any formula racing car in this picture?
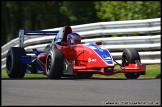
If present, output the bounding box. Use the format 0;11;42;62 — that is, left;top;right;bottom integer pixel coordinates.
6;26;146;79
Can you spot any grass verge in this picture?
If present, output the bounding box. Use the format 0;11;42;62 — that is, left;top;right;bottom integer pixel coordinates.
93;64;161;78
1;64;161;79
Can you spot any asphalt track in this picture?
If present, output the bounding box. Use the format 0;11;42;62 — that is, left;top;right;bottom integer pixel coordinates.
1;77;161;106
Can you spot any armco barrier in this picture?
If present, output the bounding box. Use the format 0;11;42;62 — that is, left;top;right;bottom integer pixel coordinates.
1;18;161;69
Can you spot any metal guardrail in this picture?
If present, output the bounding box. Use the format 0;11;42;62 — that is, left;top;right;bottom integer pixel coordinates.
1;18;161;69
44;18;161;36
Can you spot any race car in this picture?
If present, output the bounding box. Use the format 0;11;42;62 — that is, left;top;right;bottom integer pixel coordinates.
6;26;146;79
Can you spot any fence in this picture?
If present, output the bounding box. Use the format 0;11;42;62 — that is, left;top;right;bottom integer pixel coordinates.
1;18;161;69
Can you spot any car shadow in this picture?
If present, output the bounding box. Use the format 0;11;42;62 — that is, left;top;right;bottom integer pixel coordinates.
155;74;161;79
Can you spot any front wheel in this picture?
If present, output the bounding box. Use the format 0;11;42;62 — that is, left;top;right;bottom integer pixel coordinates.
122;49;140;79
124;73;140;79
46;49;64;79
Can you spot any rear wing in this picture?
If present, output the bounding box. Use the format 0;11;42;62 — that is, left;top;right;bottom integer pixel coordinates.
19;30;59;48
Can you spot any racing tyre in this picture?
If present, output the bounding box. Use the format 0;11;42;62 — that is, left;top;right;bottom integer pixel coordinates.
77;73;93;79
46;49;64;79
122;49;141;79
6;47;27;78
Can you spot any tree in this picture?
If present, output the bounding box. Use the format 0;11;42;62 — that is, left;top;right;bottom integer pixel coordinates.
1;1;68;45
94;1;161;21
1;1;23;45
1;1;161;46
60;1;99;25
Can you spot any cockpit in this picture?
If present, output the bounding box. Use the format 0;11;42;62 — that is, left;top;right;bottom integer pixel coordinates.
53;26;72;44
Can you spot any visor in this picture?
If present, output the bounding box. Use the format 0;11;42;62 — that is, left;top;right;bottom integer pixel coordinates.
70;38;81;44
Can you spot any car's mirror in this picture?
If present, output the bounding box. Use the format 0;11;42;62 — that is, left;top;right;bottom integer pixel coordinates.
95;42;102;45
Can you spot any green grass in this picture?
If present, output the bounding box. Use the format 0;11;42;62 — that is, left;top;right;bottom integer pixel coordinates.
1;69;47;79
93;64;161;78
1;64;161;79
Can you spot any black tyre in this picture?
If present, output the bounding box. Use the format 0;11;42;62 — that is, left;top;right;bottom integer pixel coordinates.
46;49;64;79
122;49;141;79
6;47;27;78
77;73;93;79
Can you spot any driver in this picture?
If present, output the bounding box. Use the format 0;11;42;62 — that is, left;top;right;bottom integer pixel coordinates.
67;33;81;45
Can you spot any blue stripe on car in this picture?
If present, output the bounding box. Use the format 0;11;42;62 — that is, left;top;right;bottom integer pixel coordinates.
85;43;113;65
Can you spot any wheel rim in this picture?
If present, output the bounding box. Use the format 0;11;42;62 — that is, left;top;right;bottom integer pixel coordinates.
122;54;129;66
46;55;52;74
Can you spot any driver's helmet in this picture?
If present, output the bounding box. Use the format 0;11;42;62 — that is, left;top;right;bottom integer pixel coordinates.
67;33;81;45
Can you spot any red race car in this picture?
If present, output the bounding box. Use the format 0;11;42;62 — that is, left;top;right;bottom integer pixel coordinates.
6;26;146;79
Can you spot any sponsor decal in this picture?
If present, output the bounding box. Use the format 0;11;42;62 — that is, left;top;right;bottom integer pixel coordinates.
91;58;97;62
88;58;91;62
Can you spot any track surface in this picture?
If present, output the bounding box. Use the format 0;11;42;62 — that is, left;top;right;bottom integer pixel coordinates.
1;78;161;106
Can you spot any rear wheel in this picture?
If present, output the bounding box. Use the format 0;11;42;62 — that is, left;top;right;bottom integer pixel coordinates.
6;47;27;78
122;49;141;79
46;49;64;79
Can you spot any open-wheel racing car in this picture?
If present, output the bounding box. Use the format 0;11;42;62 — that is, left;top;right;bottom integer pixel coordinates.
6;26;146;79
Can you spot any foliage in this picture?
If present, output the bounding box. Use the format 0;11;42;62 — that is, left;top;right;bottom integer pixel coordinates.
1;1;160;46
94;1;161;21
60;1;98;25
